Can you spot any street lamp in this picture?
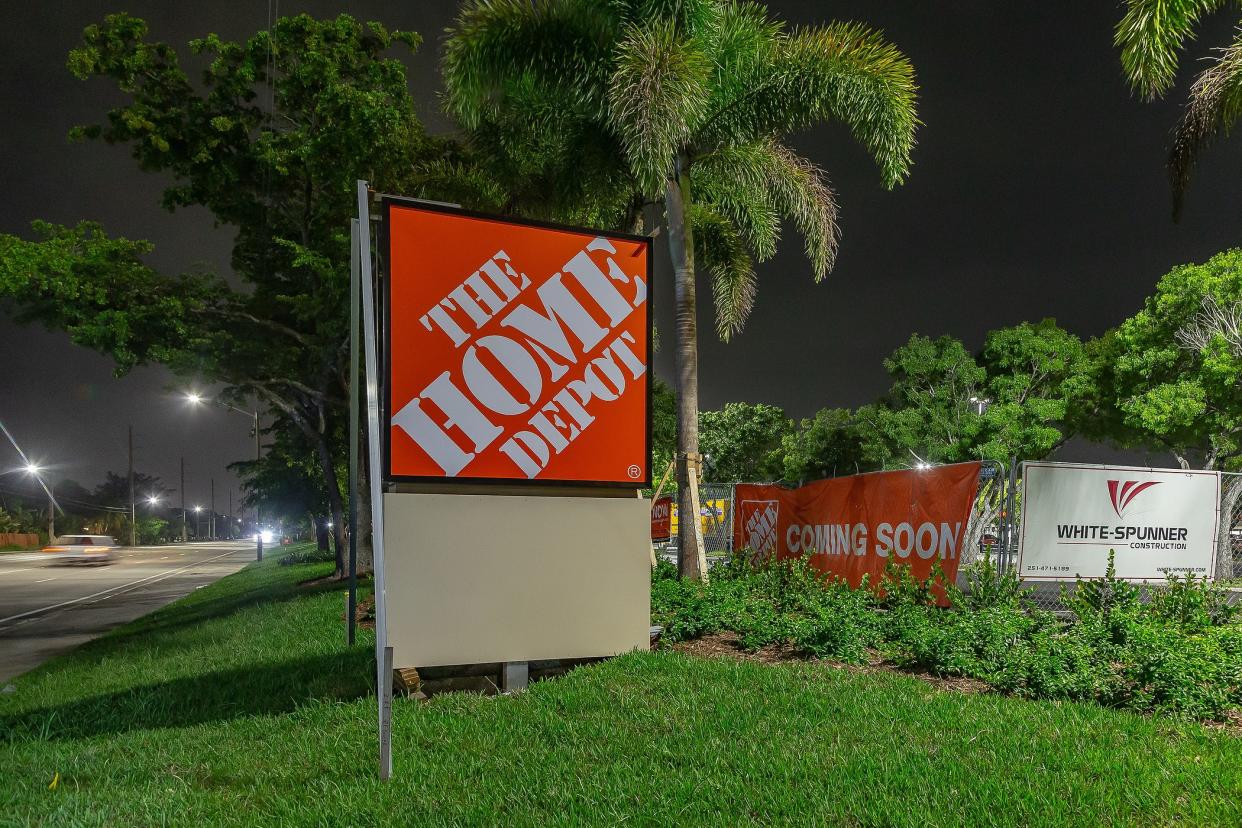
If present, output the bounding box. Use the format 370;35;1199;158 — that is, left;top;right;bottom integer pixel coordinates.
22;463;57;541
185;391;264;559
147;495;160;506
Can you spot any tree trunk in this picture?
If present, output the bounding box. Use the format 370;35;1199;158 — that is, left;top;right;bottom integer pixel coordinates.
665;154;705;581
312;432;348;577
1215;471;1240;580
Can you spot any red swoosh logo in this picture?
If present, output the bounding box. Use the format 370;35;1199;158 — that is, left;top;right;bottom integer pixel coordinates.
1107;479;1160;518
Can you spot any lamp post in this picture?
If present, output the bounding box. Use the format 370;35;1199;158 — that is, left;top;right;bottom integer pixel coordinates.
194;505;203;539
145;495;160;544
185;392;263;559
24;463;54;541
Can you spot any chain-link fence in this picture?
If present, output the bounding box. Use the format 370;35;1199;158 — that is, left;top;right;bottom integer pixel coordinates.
653;483;736;564
654;467;1242;611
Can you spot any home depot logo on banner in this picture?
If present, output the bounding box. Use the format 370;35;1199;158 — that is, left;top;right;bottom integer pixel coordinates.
733;462;983;587
384;200;652;486
650;495;673;541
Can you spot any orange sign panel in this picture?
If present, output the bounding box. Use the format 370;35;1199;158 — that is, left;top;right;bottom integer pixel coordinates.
733;463;983;588
384;200;652;485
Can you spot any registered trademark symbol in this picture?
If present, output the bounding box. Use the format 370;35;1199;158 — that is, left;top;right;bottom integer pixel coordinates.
627;464;641;479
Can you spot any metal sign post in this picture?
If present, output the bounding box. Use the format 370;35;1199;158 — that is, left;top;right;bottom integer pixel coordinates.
357;179;392;781
347;219;360;647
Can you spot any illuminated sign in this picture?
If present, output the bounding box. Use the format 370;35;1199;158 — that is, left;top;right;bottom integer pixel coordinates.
384;200;652;485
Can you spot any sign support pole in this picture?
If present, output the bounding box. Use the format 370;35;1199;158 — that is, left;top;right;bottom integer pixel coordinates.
357;179;391;780
347;220;360;647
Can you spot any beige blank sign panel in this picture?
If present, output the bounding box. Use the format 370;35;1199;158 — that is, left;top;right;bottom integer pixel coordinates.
382;492;651;668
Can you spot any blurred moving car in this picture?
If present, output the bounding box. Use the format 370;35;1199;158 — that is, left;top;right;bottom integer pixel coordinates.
42;535;118;564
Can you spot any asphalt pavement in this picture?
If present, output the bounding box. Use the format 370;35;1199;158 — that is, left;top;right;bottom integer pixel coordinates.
0;540;257;682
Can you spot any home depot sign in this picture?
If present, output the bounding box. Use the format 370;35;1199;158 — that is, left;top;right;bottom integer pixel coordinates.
384;201;652;485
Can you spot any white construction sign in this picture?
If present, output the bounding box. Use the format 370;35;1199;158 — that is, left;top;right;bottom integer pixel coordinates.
1017;462;1221;581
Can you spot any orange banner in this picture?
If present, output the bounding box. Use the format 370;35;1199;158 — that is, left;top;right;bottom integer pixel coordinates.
732;463;983;588
384;200;652;486
650;495;673;541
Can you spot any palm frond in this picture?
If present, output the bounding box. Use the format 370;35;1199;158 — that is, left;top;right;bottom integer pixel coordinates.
690;203;757;341
691;154;780;261
697;20;918;189
694;139;838;278
443;0;619;127
762;143;839;279
1167;30;1242;216
1115;0;1233;100
608;18;712;195
410;158;509;213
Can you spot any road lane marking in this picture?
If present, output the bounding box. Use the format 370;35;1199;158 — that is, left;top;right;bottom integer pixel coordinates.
3;568;34;575
0;549;242;627
34;577;55;583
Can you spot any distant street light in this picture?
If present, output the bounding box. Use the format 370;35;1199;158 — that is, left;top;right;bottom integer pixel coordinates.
185;390;264;559
21;462;57;540
148;495;160;506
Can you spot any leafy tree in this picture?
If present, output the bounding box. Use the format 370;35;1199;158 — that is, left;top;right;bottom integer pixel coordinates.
1090;249;1242;471
781;407;865;482
93;471;170;507
855;335;988;467
1116;0;1242;216
698;402;790;482
854;323;1088;469
651;378;678;489
0;14;443;573
443;0;918;578
231;425;332;541
977;320;1090;461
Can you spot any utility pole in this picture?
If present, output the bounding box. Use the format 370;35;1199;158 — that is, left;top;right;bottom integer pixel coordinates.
47;483;55;542
180;456;187;542
228;490;233;539
128;424;136;547
210;477;215;539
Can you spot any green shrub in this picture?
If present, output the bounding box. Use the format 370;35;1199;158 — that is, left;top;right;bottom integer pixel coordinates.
1149;571;1238;630
1115;620;1242;720
277;547;334;566
651;549;1242;722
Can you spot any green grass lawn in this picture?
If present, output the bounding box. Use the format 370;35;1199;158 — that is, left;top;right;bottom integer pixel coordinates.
2;547;1240;827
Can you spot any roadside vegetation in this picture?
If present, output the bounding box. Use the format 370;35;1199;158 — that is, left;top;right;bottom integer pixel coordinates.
2;544;1240;825
653;552;1242;723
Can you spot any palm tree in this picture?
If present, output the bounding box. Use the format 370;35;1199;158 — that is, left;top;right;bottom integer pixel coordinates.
443;0;918;578
1116;0;1242;217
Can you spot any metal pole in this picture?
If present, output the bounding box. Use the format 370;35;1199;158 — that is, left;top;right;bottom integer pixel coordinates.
348;218;360;647
229;490;233;539
255;410;263;561
210;477;215;539
180;456;187;543
47;483;54;542
358;179;390;780
128;424;136;547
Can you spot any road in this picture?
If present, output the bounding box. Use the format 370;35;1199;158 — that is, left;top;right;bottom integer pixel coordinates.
0;541;257;683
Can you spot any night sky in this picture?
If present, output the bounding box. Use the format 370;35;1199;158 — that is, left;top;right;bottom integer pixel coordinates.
2;1;1240;503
